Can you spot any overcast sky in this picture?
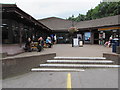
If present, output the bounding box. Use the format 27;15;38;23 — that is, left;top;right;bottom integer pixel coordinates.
0;0;102;19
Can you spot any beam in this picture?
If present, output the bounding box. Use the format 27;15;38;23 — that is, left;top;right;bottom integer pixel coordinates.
98;27;120;31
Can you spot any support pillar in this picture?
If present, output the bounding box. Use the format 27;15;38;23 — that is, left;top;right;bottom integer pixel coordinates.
90;30;94;45
8;20;14;44
19;23;23;47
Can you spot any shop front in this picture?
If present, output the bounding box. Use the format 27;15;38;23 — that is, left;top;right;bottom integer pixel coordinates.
1;4;51;45
98;27;120;45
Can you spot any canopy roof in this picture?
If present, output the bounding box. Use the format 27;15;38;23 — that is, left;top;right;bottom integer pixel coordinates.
38;15;120;31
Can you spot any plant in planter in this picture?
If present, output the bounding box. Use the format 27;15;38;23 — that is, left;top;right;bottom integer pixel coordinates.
68;27;78;34
68;27;78;43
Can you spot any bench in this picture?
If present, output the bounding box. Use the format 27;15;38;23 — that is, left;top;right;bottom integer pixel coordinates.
31;42;38;50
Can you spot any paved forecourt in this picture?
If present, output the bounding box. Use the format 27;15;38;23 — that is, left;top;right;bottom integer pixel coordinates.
2;44;119;88
13;44;112;58
42;44;112;57
2;68;118;88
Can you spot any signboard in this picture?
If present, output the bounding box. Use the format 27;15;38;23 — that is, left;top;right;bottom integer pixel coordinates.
73;38;79;46
98;27;120;31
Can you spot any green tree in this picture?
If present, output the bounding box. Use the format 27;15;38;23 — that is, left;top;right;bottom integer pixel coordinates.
67;1;120;22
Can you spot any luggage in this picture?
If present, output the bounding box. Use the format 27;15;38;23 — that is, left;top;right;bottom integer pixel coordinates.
37;45;42;52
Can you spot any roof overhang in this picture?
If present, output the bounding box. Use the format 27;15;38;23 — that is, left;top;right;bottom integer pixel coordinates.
1;4;51;32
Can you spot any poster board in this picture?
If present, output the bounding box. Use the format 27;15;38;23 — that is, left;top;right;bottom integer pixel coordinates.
73;38;79;46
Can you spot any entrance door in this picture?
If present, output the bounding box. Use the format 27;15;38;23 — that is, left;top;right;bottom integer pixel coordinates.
94;32;99;44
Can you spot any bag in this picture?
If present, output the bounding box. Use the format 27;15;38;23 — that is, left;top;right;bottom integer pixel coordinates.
37;45;42;52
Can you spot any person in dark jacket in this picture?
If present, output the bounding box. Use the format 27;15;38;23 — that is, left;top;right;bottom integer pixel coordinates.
25;38;32;52
37;37;44;52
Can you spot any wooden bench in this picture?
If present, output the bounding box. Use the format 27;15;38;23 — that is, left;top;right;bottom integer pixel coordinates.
43;41;49;48
31;42;38;50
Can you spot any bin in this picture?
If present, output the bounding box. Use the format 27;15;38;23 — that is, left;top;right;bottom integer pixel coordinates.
112;39;119;53
79;40;83;47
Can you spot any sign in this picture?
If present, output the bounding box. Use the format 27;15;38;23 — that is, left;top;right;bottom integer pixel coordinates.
73;38;79;46
98;27;120;31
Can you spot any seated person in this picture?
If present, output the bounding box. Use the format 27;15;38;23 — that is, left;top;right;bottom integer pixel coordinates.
24;38;32;52
37;37;44;52
46;37;52;48
104;41;111;47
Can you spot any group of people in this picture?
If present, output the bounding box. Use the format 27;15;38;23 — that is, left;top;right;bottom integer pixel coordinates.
24;36;53;52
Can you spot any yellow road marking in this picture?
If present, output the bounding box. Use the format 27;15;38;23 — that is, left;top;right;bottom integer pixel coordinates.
67;73;72;90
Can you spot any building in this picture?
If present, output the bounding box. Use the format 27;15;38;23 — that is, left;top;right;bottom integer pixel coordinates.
1;4;51;45
38;15;120;45
1;4;120;45
38;17;74;44
76;15;120;45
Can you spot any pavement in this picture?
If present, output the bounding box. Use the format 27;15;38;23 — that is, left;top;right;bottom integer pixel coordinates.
10;44;112;58
2;68;119;88
2;44;119;89
2;44;24;56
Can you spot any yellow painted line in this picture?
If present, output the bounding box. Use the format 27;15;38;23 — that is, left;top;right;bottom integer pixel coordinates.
67;73;72;90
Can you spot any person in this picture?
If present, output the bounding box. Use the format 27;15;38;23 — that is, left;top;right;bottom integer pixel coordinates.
78;36;81;41
37;37;44;52
46;37;52;48
104;36;112;47
50;34;54;43
104;41;111;47
24;38;32;52
53;35;57;44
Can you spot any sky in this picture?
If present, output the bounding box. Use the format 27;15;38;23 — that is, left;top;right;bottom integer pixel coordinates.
0;0;102;19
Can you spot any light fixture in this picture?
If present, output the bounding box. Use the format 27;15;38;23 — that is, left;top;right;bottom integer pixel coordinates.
2;24;7;25
21;16;24;18
0;26;4;27
113;29;117;32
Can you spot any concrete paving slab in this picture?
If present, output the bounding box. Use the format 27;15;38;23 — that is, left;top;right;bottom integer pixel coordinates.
8;44;112;58
2;68;119;88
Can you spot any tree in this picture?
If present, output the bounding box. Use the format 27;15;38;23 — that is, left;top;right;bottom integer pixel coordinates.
67;1;120;22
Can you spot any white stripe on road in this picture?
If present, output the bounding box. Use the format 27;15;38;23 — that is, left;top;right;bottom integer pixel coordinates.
47;60;113;63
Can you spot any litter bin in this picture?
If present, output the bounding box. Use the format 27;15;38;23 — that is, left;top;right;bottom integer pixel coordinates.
79;40;83;47
112;39;119;53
